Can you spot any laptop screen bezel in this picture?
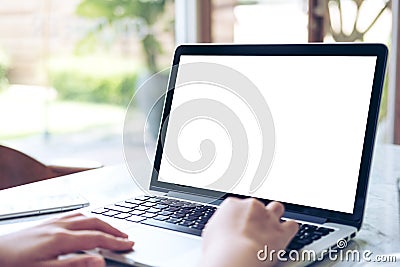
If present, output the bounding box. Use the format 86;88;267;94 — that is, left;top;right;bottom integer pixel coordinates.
149;43;388;229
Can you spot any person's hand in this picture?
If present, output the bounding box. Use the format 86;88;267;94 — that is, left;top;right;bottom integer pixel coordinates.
0;213;134;267
200;197;298;267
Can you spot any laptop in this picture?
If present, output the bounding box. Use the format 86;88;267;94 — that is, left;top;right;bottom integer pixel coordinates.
90;43;387;266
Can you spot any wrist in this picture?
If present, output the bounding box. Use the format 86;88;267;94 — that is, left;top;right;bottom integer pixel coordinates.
0;243;11;266
200;238;262;267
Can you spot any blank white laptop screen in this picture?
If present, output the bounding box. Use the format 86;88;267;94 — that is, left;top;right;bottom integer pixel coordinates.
158;55;377;214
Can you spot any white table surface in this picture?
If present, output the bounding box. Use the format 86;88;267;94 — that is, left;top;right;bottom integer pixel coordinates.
0;144;399;266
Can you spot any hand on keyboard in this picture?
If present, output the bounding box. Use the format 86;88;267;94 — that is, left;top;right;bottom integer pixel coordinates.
200;197;299;267
0;213;133;267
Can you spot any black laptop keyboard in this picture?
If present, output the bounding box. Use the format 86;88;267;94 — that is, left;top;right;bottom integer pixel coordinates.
285;221;335;251
92;195;335;249
92;195;216;236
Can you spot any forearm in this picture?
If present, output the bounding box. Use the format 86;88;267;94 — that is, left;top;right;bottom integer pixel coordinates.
0;235;18;267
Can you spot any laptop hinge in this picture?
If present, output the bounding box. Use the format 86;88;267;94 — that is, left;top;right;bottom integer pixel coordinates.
167;191;223;205
283;211;327;225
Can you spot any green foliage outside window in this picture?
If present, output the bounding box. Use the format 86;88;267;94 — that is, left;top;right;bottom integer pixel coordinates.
76;0;172;73
49;56;138;106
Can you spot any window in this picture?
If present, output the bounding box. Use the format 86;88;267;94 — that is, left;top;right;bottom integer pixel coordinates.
207;0;392;143
0;0;175;165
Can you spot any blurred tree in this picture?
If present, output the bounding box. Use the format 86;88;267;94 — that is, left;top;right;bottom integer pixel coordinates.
76;0;172;73
326;0;391;42
320;0;391;122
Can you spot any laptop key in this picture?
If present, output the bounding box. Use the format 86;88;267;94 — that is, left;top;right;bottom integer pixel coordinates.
135;196;151;201
166;218;182;224
126;215;146;222
135;206;150;211
180;206;196;211
142;212;157;218
126;199;143;205
114;213;132;219
154;204;168;209
141;219;202;236
160;199;175;205
204;213;214;218
147;208;161;213
106;205;133;213
166;207;179;212
194;207;208;212
158;211;173;216
185;215;199;220
197;217;209;224
147;198;160;203
170;213;185;219
317;227;334;233
178;220;194;227
305;225;318;230
142;202;157;207
190;224;205;230
115;202;137;209
183;203;199;208
190;211;203;217
194;222;206;228
102;210;120;217
154;215;169;221
92;207;108;214
130;210;145;216
170;202;184;207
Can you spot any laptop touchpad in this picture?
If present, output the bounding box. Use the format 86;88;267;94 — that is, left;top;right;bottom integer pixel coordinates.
100;224;202;267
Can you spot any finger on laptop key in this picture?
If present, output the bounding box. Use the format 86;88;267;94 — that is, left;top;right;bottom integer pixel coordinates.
266;201;285;217
58;230;134;253
64;215;130;239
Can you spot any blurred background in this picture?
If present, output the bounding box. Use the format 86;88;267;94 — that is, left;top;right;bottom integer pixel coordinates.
0;0;394;167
